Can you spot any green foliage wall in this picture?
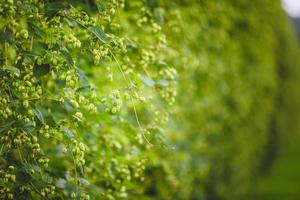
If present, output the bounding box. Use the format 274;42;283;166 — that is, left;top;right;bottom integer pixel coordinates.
0;0;299;200
137;1;300;200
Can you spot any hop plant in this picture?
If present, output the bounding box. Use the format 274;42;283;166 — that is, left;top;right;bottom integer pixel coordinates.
0;0;175;199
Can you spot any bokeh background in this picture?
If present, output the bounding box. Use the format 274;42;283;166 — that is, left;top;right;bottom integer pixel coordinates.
250;1;300;199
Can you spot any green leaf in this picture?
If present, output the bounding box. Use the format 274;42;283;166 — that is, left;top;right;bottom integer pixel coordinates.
157;60;167;66
60;50;74;66
16;171;31;184
64;18;78;28
56;178;67;188
76;67;89;85
42;173;53;184
0;30;12;43
76;85;92;93
45;1;68;17
79;178;90;186
96;2;106;13
33;63;50;78
28;22;45;38
30;42;46;56
0;121;14;133
22;123;35;134
23;163;42;173
63;100;75;112
3;66;20;77
60;126;75;138
141;75;155;87
33;109;45;124
157;79;169;87
87;26;107;43
154;10;164;25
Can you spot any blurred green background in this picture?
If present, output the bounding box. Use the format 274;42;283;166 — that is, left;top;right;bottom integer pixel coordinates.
250;1;300;199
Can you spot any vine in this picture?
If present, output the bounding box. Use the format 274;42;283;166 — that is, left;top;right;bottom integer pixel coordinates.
0;0;176;199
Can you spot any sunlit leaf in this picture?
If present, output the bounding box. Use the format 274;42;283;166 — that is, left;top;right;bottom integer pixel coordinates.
87;26;107;43
60;126;75;138
3;66;20;77
141;75;155;87
33;109;45;124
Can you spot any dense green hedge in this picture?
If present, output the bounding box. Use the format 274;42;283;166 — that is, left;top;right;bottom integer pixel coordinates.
0;0;299;199
137;1;300;199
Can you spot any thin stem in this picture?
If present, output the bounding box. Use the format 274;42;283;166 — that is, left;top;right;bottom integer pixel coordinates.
4;42;8;66
0;144;3;155
71;150;79;195
30;36;34;51
109;49;152;146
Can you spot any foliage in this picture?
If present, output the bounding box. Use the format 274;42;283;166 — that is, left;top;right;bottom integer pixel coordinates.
0;0;175;199
134;1;300;200
0;0;299;200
